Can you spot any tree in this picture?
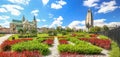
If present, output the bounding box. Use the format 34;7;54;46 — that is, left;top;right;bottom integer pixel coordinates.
102;25;109;31
89;26;101;32
18;29;23;34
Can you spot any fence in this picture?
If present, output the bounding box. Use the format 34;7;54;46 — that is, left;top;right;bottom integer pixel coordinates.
98;27;120;47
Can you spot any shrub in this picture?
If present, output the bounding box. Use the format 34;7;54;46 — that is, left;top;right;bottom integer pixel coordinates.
11;40;50;55
58;38;102;54
0;38;33;51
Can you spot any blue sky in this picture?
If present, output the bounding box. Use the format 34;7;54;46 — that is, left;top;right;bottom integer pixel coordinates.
0;0;120;29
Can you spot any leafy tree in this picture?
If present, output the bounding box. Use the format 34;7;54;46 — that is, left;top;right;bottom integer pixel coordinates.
102;25;109;31
18;29;23;34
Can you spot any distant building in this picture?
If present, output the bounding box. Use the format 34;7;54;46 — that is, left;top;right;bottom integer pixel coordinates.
0;28;10;34
85;9;93;30
10;16;37;33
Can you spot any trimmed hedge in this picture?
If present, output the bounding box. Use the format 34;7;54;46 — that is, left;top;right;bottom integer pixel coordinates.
11;40;50;55
58;38;102;54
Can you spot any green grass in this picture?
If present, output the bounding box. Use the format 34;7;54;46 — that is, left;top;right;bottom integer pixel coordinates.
37;33;49;37
109;41;120;57
98;35;109;39
8;34;19;40
0;34;5;37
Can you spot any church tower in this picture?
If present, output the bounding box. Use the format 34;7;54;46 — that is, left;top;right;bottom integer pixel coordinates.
22;15;25;22
85;9;93;30
33;16;37;29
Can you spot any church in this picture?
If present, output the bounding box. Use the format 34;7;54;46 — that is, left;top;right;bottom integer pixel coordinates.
10;16;37;33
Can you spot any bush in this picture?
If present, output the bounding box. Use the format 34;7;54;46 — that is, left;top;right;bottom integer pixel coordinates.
11;40;50;55
58;38;102;54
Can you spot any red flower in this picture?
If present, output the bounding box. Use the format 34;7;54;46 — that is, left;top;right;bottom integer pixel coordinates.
59;39;68;44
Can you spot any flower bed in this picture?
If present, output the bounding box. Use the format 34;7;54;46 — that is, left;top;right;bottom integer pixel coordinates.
11;40;50;55
0;50;42;57
89;34;98;37
58;38;102;55
80;38;111;49
59;39;68;44
0;38;33;51
43;39;54;45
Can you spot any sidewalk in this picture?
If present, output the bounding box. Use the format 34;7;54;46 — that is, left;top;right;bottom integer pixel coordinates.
0;34;13;44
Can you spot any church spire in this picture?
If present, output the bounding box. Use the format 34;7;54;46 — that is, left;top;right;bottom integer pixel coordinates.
33;15;36;22
85;9;93;30
22;15;25;22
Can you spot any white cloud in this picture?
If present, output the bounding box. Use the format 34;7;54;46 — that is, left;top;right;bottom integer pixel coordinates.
0;20;10;28
42;19;46;22
42;0;49;5
68;18;120;29
94;19;107;27
50;16;63;28
98;1;118;13
31;9;39;16
36;19;40;22
51;0;67;9
0;15;10;20
68;21;85;29
0;8;7;12
8;0;30;5
83;0;99;7
1;4;24;16
36;19;46;22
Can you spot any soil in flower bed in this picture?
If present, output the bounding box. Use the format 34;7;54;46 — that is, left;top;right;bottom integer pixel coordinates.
80;38;111;49
0;50;42;57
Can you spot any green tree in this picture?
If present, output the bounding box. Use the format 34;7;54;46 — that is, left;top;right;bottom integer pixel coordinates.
18;29;23;34
102;25;109;31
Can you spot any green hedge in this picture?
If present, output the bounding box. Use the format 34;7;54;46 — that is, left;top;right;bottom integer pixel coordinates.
58;38;102;54
11;40;50;55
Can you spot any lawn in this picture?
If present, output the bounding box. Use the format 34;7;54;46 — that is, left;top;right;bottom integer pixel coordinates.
0;34;5;37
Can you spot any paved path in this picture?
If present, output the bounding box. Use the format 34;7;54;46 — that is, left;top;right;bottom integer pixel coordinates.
44;37;60;57
0;34;13;44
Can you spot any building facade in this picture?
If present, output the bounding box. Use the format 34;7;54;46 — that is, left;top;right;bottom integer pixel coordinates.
85;9;93;30
10;16;37;33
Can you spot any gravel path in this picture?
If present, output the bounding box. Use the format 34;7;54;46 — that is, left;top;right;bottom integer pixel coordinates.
44;37;60;57
0;34;13;44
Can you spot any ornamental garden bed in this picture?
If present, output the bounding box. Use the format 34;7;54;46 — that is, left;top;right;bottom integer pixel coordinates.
79;38;111;49
59;39;68;44
0;33;114;57
0;37;51;57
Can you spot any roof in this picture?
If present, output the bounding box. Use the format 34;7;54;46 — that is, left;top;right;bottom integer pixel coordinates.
12;19;22;23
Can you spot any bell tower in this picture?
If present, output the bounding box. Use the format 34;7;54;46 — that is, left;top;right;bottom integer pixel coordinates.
85;9;93;30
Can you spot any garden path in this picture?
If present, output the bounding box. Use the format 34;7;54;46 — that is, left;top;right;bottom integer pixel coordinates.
0;34;13;44
44;37;60;57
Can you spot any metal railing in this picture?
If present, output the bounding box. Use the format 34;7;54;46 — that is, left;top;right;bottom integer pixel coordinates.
98;27;120;47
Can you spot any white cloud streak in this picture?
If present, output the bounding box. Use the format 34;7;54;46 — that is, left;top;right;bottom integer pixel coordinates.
51;0;67;9
98;0;118;13
8;0;30;5
1;4;24;16
50;16;63;28
42;0;49;5
31;9;39;16
83;0;99;7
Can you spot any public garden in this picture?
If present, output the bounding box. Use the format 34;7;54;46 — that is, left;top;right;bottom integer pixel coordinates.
0;26;119;57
